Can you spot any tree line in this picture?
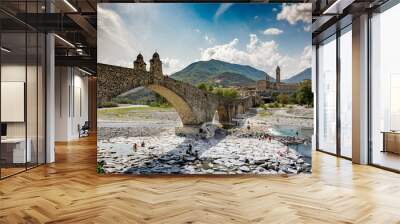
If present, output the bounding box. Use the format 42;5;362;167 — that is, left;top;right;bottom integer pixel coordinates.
197;83;239;99
276;80;313;106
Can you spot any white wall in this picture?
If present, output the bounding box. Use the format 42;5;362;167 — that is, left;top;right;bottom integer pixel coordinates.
55;66;70;141
1;64;26;81
55;67;89;141
70;72;89;138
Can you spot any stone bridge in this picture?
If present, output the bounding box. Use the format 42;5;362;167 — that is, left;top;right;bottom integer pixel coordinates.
97;53;261;132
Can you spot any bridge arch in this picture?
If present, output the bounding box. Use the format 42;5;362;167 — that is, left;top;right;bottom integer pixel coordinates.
147;84;197;125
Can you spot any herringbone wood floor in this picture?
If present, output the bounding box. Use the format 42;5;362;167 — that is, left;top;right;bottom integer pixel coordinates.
1;136;400;224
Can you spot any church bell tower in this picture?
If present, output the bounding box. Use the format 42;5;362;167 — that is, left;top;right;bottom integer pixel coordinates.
276;66;281;84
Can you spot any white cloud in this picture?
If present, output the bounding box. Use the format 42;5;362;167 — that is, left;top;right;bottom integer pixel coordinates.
303;25;311;32
98;4;193;73
263;28;283;35
97;4;165;68
298;45;312;71
98;4;310;79
200;34;311;78
97;6;137;67
162;58;185;75
214;3;233;21
277;3;312;25
254;16;259;20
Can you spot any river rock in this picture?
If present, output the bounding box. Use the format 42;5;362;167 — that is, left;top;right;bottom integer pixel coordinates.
297;159;304;164
98;122;311;175
185;157;196;162
239;166;250;172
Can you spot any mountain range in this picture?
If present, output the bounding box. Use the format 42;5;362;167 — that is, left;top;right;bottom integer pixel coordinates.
170;59;274;86
282;68;311;84
170;59;310;87
121;60;310;102
207;72;257;87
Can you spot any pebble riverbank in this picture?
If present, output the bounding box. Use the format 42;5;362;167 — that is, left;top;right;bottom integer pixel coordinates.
97;129;311;175
97;105;313;175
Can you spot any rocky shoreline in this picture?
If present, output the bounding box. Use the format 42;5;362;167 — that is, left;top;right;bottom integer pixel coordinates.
97;131;311;175
97;105;313;175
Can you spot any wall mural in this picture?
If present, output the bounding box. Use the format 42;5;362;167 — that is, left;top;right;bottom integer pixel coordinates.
97;3;313;175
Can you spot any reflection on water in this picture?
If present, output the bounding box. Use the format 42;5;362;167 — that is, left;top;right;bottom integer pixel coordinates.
271;125;312;164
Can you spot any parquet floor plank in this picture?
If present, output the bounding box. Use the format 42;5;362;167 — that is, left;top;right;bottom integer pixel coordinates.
0;136;399;223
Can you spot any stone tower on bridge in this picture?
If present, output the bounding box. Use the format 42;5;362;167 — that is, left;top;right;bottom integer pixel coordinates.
133;53;146;71
150;52;163;79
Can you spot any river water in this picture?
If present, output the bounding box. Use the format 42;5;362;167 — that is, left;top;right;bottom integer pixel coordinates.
270;125;313;164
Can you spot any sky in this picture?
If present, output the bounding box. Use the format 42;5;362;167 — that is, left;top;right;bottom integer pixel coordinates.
98;3;311;79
